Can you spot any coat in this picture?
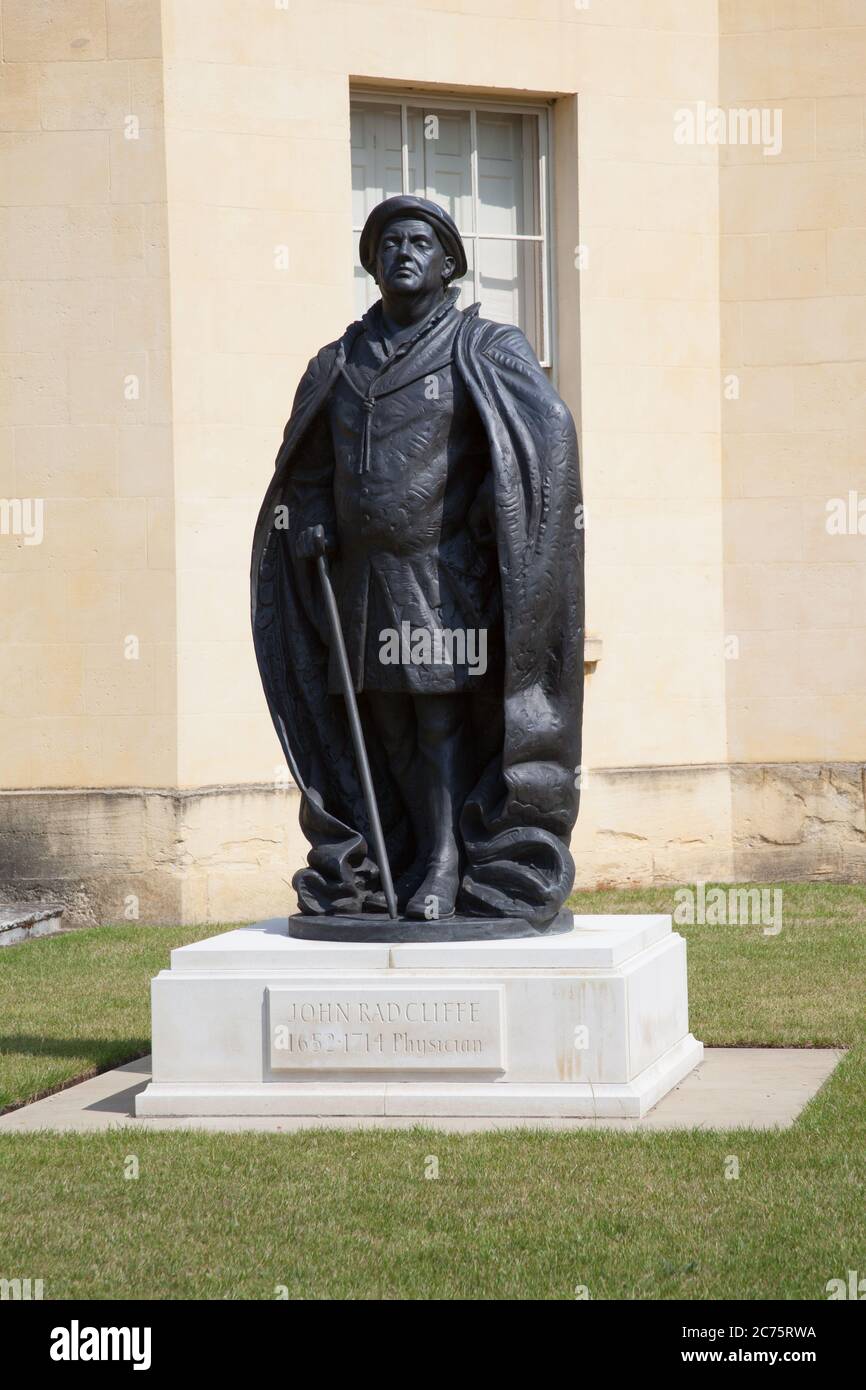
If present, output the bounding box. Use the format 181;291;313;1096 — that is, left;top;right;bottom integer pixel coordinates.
251;298;585;926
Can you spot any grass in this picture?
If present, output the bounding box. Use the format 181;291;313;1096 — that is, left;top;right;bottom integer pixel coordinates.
0;923;216;1112
0;884;864;1299
570;882;866;1046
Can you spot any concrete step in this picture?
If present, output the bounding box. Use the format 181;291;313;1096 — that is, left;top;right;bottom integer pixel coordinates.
0;903;66;947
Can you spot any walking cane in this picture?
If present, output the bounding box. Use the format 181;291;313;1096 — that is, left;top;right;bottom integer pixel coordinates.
308;525;399;921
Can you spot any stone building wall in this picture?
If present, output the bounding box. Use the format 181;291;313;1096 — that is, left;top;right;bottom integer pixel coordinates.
0;0;862;922
0;0;176;791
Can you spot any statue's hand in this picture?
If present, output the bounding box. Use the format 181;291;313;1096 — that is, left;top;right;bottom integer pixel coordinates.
294;524;337;561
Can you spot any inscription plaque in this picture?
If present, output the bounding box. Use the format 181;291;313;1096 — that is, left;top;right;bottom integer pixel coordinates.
267;986;504;1071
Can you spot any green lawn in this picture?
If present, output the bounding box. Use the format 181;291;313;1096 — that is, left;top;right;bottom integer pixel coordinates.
0;922;216;1112
0;884;864;1299
571;882;866;1046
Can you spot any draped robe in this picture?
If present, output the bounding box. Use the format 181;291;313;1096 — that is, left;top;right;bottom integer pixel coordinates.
251;299;584;927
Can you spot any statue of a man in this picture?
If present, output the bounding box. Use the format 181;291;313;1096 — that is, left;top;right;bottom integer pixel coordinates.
252;196;584;935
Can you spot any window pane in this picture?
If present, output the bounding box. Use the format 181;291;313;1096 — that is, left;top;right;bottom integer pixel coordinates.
477;112;541;236
479;238;544;360
454;238;476;312
351;102;404;228
406;106;474;233
350;97;549;363
352;231;378;319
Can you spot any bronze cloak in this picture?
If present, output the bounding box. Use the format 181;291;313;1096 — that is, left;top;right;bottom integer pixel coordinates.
251;304;584;926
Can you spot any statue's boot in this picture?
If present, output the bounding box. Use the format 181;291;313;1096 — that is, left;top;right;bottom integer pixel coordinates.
395;853;430;910
404;854;460;920
364;853;428;913
404;699;467;920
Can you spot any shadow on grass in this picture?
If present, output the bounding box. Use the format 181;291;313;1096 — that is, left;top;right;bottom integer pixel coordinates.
0;1038;151;1116
0;1034;148;1060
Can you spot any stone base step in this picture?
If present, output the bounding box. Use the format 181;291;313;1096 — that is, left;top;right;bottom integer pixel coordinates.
0;904;65;946
136;915;703;1120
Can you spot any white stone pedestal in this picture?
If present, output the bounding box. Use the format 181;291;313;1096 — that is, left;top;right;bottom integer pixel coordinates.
135;916;702;1120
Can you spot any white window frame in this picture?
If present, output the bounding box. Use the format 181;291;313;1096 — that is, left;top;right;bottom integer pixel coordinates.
350;88;554;369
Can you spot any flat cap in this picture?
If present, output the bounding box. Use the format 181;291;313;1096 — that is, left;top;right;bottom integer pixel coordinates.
359;196;468;281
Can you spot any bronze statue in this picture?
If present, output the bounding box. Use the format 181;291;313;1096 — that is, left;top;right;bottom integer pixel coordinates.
251;196;584;940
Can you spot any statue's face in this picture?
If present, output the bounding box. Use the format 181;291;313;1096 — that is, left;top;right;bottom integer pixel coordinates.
375;217;455;297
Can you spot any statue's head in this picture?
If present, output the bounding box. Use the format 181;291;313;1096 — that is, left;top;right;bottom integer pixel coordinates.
359;196;467;301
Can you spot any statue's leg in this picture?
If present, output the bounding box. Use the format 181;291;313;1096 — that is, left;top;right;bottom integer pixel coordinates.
404;694;467;920
363;691;429;904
